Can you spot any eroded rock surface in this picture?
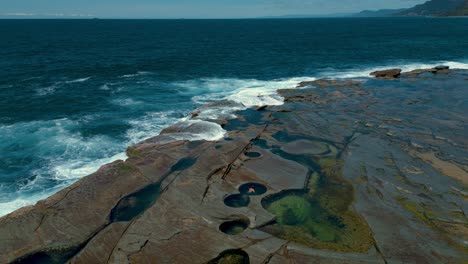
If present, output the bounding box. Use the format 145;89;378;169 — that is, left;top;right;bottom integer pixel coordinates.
370;68;402;78
1;69;467;264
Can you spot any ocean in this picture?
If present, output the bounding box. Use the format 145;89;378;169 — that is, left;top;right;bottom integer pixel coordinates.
1;17;467;216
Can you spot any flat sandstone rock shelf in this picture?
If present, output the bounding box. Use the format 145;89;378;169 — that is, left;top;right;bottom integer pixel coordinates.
1;68;467;264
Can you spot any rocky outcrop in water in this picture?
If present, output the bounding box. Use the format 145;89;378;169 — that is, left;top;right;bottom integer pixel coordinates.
369;66;452;79
402;65;451;76
1;69;467;264
370;68;402;78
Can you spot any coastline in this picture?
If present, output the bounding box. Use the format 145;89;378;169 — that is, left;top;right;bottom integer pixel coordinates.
1;66;467;263
3;60;468;217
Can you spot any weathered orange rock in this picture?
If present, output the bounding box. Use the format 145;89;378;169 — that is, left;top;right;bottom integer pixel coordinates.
370;68;402;78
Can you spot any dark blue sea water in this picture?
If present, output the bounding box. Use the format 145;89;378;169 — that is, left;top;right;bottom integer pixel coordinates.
1;18;467;215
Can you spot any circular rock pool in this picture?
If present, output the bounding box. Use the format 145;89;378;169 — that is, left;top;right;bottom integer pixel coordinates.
224;194;250;208
219;220;248;235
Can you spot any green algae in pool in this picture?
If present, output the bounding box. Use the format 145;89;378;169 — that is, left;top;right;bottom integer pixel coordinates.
207;249;250;264
219;220;248;235
261;158;374;252
266;194;313;226
224;194;250;208
263;191;345;243
253;130;371;250
111;157;197;222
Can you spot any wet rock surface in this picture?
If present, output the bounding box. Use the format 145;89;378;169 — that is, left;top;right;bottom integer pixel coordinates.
1;69;467;263
402;65;451;77
370;68;402;78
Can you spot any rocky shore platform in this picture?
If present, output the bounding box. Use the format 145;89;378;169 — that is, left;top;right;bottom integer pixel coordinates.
1;67;467;264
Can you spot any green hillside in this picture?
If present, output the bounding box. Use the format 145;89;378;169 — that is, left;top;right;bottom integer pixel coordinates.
397;0;466;16
444;1;468;16
350;0;468;17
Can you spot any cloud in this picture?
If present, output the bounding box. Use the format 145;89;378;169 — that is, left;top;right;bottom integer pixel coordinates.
2;13;36;16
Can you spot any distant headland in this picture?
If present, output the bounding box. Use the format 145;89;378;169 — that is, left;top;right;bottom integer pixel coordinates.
355;0;468;17
262;0;468;18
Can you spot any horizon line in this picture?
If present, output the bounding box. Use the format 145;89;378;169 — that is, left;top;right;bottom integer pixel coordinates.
0;16;451;20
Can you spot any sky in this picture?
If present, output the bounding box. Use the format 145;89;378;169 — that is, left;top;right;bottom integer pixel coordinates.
0;0;428;18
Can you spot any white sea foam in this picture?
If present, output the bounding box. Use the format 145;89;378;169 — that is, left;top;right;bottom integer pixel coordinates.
0;171;88;217
182;77;316;121
194;102;245;120
99;84;111;90
36;85;57;96
112;98;143;106
230;77;317;107
440;61;468;70
227;87;284;107
120;71;151;78
65;77;91;83
0;118;128;216
127;108;227;145
35;77;92;95
320;60;468;79
126;110;186;144
185;77;315;105
157;120;226;143
20;76;43;82
0;192;53;217
51;152;128;180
